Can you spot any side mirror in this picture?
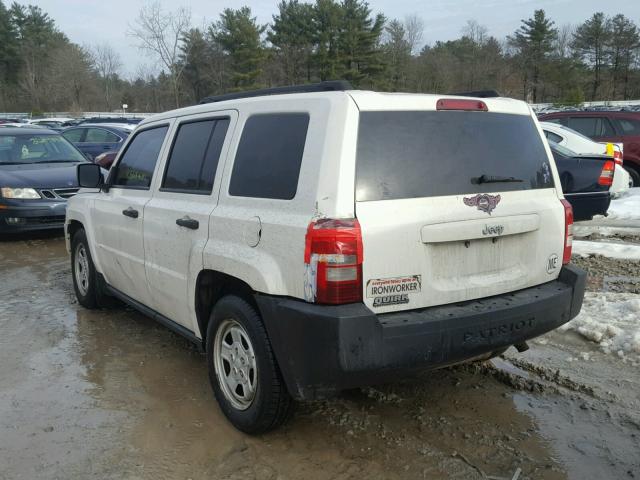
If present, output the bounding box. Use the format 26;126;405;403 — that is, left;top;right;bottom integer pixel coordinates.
77;163;103;189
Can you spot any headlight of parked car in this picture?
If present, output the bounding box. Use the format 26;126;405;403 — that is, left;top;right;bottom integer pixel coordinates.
0;187;41;199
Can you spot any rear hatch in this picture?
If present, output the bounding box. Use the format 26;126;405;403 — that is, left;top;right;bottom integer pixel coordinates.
352;96;566;313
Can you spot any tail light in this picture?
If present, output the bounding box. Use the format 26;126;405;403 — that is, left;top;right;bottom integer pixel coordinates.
598;160;615;186
304;218;363;304
606;143;623;166
613;150;623;166
561;199;573;264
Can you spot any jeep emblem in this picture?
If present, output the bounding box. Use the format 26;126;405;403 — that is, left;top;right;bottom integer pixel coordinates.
463;194;501;215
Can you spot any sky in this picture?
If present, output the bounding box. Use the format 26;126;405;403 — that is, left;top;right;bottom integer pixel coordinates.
16;0;640;78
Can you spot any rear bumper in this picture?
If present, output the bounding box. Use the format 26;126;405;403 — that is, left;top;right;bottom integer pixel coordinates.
565;192;611;222
0;202;67;233
256;264;586;400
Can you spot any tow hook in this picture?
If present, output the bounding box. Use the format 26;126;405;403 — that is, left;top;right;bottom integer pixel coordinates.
514;342;530;353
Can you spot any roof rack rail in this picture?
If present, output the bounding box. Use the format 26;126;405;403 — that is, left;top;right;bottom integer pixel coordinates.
199;80;353;104
446;90;501;98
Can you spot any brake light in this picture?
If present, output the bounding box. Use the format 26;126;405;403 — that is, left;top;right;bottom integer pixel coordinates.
304;218;363;304
561;199;573;264
598;160;615;186
436;99;488;111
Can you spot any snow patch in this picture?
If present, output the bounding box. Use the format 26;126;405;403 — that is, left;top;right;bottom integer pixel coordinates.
560;292;640;359
605;187;640;221
572;240;640;260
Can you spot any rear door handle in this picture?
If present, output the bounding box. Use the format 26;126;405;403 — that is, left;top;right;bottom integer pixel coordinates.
122;207;139;219
176;216;199;230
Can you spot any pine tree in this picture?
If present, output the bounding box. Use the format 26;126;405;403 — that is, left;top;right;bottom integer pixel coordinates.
212;7;266;91
508;9;557;103
608;14;640;99
572;12;611;100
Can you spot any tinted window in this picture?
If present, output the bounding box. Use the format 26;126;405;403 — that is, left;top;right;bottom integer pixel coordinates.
229;113;309;200
568;117;614;137
63;128;85;143
86;128;120;143
617;118;640;135
112;126;168;188
356;111;554;202
545;131;563;143
162;118;230;193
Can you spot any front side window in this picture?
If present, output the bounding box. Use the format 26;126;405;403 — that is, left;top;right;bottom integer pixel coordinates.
617;118;640;135
162;118;230;193
229;113;309;200
112;126;168;188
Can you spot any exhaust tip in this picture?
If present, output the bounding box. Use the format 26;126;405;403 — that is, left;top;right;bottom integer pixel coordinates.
514;342;530;353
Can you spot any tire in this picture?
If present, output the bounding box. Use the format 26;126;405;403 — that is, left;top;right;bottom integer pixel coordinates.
626;166;640;188
71;229;99;309
206;295;292;434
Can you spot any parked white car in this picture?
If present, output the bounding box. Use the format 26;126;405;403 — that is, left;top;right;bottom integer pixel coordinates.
66;83;586;433
540;121;630;197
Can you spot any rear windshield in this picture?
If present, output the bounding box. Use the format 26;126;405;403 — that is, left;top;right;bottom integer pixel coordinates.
355;111;554;201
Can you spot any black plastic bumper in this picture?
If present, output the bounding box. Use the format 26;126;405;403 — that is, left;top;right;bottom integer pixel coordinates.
256;264;586;400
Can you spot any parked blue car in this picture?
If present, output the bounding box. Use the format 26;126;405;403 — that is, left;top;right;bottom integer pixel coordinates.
62;124;132;161
0;128;89;233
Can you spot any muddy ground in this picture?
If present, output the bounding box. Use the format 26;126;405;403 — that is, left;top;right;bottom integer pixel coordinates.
0;233;638;480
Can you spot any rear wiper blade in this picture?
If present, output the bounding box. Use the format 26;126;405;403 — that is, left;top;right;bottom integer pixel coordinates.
473;174;524;184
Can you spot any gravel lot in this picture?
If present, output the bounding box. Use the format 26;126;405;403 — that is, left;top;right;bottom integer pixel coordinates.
0;233;638;480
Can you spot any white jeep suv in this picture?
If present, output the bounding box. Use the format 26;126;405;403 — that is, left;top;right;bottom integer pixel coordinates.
66;82;586;433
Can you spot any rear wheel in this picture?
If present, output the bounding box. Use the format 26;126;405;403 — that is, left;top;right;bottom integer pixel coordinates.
625;166;640;187
206;295;292;434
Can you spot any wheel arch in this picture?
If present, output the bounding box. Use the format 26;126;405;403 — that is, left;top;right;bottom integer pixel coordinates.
195;269;259;348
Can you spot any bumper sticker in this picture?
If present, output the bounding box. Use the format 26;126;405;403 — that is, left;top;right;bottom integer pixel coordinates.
367;275;421;306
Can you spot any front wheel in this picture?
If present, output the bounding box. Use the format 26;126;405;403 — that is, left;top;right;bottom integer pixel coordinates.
71;229;98;309
206;295;292;434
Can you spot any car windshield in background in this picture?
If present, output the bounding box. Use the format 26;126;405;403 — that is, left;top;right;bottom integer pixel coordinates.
355;111;554;202
0;133;86;164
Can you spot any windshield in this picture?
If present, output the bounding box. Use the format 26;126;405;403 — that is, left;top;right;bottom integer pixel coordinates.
356;111;554;201
0;133;87;164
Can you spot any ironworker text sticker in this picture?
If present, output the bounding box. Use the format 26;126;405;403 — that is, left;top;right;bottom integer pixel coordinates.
366;275;422;298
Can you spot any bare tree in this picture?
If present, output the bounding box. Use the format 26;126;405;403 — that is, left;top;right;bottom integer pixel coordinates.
403;14;424;55
92;43;122;110
555;23;575;58
129;1;191;108
462;20;488;45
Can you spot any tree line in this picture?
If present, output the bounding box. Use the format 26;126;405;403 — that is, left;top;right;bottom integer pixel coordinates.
1;0;639;114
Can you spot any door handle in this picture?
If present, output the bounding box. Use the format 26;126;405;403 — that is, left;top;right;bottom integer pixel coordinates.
176;216;200;230
176;216;199;230
122;207;139;219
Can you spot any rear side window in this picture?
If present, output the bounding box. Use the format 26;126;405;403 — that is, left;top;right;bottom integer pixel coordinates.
229;113;309;200
86;128;120;143
63;129;85;143
162;118;230;193
356;111;554;202
544;131;563;144
568;117;615;137
112;126;168;189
